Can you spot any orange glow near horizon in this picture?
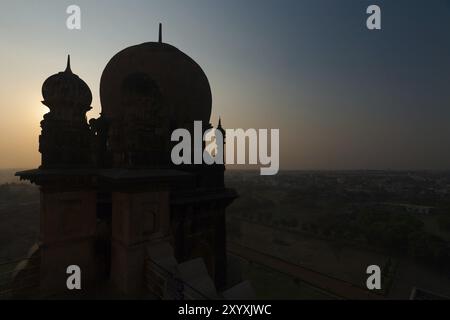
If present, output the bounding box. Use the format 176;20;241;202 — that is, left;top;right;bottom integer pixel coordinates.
0;90;45;169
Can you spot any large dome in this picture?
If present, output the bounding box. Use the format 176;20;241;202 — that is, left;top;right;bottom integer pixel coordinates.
100;41;212;128
42;56;92;109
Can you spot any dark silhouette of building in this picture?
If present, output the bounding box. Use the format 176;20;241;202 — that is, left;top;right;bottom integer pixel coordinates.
16;26;237;297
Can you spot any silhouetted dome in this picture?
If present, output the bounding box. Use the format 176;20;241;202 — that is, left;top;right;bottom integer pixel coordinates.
42;56;92;109
100;41;212;127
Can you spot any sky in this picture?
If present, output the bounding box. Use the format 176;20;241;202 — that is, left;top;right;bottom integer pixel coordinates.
1;0;450;170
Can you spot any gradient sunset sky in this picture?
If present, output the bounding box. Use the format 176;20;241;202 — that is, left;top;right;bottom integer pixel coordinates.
1;0;450;170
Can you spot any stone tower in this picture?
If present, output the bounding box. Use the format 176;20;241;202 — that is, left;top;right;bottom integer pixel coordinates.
16;32;236;297
40;56;93;168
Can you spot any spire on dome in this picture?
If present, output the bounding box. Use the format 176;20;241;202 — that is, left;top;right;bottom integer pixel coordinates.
41;54;92;109
158;23;162;43
217;117;226;139
65;55;72;73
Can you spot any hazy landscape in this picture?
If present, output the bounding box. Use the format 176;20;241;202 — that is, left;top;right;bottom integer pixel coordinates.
225;170;450;299
1;169;450;299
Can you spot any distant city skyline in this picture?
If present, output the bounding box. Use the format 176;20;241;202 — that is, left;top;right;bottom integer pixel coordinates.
1;0;450;170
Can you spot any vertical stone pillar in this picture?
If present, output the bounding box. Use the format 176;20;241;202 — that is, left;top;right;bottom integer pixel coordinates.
111;190;170;294
39;188;97;295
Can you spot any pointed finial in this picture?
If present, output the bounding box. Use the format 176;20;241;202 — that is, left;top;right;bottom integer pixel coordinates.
158;23;162;43
217;117;226;141
65;55;72;73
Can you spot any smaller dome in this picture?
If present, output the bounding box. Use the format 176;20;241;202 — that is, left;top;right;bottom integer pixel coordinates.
42;56;92;109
